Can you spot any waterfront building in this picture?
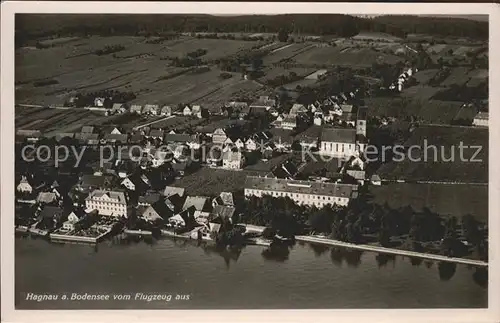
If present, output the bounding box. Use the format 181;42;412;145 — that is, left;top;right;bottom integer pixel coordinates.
244;176;358;207
319;127;365;158
473;111;488;127
85;190;127;217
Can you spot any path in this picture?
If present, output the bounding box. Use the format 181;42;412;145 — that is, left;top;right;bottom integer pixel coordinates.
133;115;175;131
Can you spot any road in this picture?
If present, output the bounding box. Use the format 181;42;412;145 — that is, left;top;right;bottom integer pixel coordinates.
239;224;488;267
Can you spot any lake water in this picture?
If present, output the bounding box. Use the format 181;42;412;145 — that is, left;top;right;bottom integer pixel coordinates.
15;236;487;309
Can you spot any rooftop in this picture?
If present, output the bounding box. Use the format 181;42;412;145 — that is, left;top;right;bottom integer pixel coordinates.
244;176;358;198
86;190;127;204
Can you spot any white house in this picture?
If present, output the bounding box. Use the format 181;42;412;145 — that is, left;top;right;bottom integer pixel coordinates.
183;106;192;116
222;150;245;170
319;128;363;158
245;138;258;151
62;211;81;231
85;190;127;217
121;178;136;191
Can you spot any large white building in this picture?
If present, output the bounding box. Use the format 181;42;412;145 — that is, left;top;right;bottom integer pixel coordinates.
85;190;127;217
244;176;358;207
319;128;365;158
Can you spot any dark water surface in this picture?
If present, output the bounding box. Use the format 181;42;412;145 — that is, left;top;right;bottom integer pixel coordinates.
15;237;487;309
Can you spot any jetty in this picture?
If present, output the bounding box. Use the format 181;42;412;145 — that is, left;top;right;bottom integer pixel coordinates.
296;235;488;267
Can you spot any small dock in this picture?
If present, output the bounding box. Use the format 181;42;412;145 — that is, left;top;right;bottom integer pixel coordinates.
296;235;488;267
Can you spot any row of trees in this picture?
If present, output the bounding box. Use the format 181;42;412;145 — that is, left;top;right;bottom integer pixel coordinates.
94;44;125;56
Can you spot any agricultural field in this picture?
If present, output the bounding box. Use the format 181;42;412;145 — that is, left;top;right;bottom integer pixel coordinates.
440;66;471;87
160;38;262;61
244;153;292;172
412;69;440;85
369;183;488;221
172;167;262;196
365;97;464;124
15;107;130;135
15;35;265;108
376;125;488;183
262;43;313;65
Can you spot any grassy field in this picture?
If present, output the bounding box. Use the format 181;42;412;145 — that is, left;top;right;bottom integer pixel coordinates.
365;97;464;124
172;167;262;196
376;125;488;183
440;67;471;87
369;183;488;221
262;43;313;65
245;153;292;172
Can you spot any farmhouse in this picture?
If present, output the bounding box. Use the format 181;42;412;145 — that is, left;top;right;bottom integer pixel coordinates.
138;192;162;207
163;186;185;198
160;105;172;116
244;176;358;207
473;112;488;127
289;104;308;117
183;196;210;212
212;128;228;145
103;134;128;144
17;176;33;194
249;96;276;110
183;106;192;116
356;106;368;136
61;211;82;231
85;190;127;217
319;128;363;158
16;129;42;142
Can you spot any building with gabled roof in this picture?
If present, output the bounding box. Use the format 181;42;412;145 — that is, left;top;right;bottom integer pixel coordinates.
163;186;185;198
244;176;358;207
182;196;209;212
85;190;127;217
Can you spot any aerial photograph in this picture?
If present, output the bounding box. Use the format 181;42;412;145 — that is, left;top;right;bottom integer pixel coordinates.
14;13;488;309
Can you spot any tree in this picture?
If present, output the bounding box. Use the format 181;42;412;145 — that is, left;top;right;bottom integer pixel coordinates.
277;29;289;42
